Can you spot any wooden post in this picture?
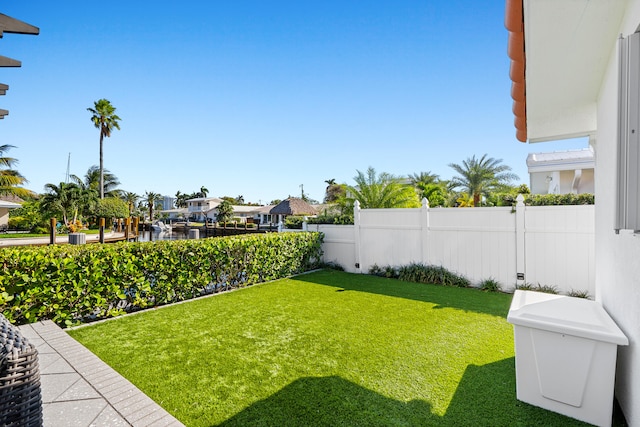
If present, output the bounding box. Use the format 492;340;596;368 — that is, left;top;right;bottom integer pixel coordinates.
49;218;56;245
99;218;105;243
133;217;139;237
125;217;130;241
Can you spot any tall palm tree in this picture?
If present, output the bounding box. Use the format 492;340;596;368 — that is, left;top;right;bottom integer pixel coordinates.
343;167;420;209
448;154;519;207
143;191;162;222
0;144;31;198
87;99;121;199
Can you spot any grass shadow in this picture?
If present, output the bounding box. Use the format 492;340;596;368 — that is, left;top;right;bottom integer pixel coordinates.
295;269;513;317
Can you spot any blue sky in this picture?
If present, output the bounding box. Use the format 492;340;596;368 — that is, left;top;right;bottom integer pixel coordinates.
0;1;587;204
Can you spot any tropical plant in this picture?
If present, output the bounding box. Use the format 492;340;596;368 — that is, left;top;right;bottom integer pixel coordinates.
196;186;209;198
342;167;420;209
72;165;121;198
174;191;190;208
8;197;45;232
216;200;234;223
143;191;162;222
448;154;518;207
40;182;92;226
479;277;502;292
121;191;139;215
0;144;31;199
87;99;121;199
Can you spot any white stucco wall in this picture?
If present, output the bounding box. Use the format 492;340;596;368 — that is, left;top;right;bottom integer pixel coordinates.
530;169;594;194
0;209;8;227
595;2;640;424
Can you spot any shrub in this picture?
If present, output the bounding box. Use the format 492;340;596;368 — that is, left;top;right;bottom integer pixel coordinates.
396;263;470;288
567;289;591;299
284;216;306;229
317;261;345;271
479;277;502;292
308;213;354;225
525;193;594;206
0;232;323;326
369;264;398;278
515;282;559;294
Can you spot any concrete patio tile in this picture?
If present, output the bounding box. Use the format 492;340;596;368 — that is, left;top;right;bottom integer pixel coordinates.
40;373;83;403
43;399;108;427
55;377;102;402
20;320;185;427
90;405;130;427
38;352;76;374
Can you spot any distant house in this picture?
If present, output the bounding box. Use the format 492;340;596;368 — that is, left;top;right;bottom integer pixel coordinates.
186;197;223;222
527;148;595;194
269;198;317;223
0;196;22;229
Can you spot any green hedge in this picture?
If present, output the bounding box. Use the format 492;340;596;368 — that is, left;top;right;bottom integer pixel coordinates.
0;232;323;326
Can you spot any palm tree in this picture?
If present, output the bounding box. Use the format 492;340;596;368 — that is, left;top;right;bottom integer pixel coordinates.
0;144;31;198
198;186;209;198
143;191;162;223
448;154;519;207
40;182;84;225
343;167;420;209
121;191;139;216
80;165;121;197
175;191;189;208
216;199;234;223
87;99;121;199
71;165;121;198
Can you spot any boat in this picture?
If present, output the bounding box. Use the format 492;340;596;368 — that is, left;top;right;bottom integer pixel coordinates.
151;221;172;233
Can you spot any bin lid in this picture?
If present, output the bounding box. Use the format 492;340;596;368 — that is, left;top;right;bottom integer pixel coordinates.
507;290;629;346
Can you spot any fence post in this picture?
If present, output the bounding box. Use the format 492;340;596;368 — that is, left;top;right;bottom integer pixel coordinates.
421;198;430;264
515;194;526;286
124;217;130;241
99;218;105;243
353;201;362;273
49;217;56;245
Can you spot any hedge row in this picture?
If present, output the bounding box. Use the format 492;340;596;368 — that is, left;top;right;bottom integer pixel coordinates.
0;232;323;327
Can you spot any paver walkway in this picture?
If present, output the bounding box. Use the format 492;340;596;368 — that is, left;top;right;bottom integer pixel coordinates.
17;321;184;427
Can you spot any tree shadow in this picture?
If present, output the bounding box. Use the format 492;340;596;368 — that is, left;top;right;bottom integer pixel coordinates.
294;270;513;317
216;359;590;427
217;375;437;427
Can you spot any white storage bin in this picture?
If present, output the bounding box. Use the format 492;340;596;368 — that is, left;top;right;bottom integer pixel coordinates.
507;290;628;427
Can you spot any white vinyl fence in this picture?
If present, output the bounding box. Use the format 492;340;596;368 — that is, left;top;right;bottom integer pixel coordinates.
305;196;595;295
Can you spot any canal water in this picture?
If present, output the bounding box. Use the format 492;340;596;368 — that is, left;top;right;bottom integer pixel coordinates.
136;230;194;242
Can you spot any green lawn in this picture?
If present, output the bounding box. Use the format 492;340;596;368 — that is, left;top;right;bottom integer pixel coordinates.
69;270;591;427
